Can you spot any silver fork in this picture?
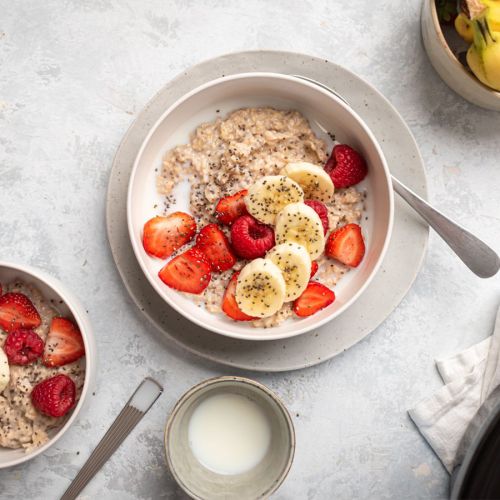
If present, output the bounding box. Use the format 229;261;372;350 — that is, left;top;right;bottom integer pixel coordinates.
60;377;163;500
293;74;500;278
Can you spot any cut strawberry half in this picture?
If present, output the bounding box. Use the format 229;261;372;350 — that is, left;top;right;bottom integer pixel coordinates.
158;248;211;294
215;189;248;226
143;212;197;259
310;261;319;279
31;374;76;418
42;317;85;367
195;224;237;272
325;223;365;267
222;272;256;321
4;329;44;365
293;282;335;317
0;293;41;334
325;144;368;188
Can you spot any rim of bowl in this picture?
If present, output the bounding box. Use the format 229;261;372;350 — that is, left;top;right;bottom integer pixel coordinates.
428;0;500;99
127;71;394;341
0;260;94;468
164;376;296;500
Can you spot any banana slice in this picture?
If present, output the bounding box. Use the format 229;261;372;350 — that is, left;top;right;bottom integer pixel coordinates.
281;162;334;202
275;202;325;260
245;175;304;224
0;348;10;393
235;258;286;318
266;243;311;301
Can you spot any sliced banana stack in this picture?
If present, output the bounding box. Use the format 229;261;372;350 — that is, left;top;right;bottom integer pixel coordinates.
0;347;10;393
275;202;326;260
235;258;286;318
245;175;304;224
281;162;334;202
267;243;312;301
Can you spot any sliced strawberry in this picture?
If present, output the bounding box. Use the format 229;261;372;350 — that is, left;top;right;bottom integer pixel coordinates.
325;223;365;267
42;317;85;367
31;374;76;418
195;224;237;272
215;189;248;226
310;261;319;279
293;282;335;317
158;248;211;294
143;212;197;259
325;144;368;188
0;293;41;333
222;272;256;321
304;200;329;234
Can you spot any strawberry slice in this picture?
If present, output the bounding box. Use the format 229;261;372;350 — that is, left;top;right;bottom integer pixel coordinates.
293;282;335;317
310;261;319;279
215;189;248;226
0;293;41;333
222;272;256;321
158;248;211;294
325;223;365;267
143;212;197;259
195;224;237;272
43;317;85;367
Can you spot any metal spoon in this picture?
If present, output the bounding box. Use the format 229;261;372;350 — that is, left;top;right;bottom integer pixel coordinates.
293;74;500;278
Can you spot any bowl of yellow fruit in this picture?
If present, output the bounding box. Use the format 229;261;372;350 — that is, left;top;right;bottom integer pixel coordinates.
421;0;500;110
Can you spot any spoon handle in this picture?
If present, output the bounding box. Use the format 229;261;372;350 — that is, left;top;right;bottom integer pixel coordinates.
392;176;499;278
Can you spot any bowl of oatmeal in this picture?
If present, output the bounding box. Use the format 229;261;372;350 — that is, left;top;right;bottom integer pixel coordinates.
0;261;96;468
127;73;393;341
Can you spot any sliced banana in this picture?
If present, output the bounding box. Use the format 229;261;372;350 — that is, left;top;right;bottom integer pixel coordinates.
266;243;311;301
235;258;286;318
275;202;326;260
0;348;10;393
281;162;334;202
245;175;304;225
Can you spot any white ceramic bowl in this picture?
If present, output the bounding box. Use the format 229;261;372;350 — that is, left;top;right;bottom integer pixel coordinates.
421;0;500;111
128;72;394;341
0;261;96;469
164;376;295;499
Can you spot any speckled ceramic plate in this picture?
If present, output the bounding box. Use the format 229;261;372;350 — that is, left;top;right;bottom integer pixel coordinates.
106;50;429;372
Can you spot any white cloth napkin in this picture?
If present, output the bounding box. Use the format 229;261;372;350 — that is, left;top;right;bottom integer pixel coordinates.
409;306;500;473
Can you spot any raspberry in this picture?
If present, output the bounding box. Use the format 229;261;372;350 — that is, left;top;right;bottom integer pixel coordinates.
4;328;44;365
230;215;275;259
304;200;329;234
325;144;368;188
31;374;76;418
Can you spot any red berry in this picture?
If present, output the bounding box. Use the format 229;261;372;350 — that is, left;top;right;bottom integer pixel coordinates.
310;261;319;279
0;293;41;334
31;374;76;418
43;317;85;367
195;224;237;272
230;215;275;260
215;190;248;226
4;329;44;365
221;272;256;321
325;223;365;267
293;282;335;317
304;200;329;234
325;144;367;188
143;212;197;259
158;248;212;294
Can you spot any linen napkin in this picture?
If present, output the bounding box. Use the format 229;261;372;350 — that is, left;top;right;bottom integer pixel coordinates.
408;305;500;473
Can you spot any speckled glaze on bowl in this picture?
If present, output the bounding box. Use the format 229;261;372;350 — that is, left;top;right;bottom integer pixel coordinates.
421;0;500;110
164;376;295;500
0;261;96;469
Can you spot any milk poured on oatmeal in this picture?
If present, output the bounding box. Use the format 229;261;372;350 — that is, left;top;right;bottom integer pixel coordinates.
188;393;271;475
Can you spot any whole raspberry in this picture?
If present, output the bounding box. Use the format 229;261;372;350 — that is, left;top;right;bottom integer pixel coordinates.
304;200;329;234
4;328;44;365
31;374;76;418
325;144;368;188
230;215;275;259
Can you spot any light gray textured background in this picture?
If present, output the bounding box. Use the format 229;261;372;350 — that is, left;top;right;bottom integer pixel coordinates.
1;1;499;499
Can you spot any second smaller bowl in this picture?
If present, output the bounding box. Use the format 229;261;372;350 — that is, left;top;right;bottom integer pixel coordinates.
165;376;295;500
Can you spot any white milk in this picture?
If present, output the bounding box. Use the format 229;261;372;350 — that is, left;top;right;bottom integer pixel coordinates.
188;393;272;475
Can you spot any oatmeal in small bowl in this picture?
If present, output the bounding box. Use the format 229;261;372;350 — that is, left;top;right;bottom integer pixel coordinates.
127;73;393;341
0;262;95;469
